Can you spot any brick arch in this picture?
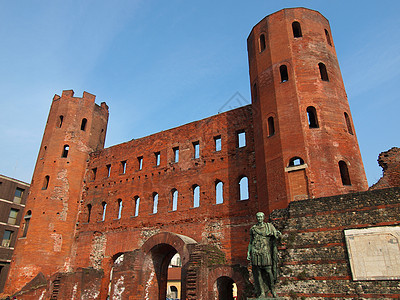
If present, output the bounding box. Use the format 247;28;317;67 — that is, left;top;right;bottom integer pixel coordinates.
207;266;248;299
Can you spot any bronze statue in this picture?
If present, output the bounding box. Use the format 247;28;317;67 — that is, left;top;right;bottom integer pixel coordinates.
247;212;281;298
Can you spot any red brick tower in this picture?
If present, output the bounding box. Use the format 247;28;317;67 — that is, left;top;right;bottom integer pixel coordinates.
5;90;108;293
248;8;368;212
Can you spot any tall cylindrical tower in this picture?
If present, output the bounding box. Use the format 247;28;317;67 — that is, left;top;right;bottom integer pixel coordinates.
5;90;109;293
248;8;368;212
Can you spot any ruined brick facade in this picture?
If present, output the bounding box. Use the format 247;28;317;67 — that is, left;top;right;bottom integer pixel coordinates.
5;8;399;299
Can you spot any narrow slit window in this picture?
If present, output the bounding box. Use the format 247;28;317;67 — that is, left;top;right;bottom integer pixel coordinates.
42;175;50;190
259;34;266;52
106;164;111;177
173;147;179;163
121;161;127;174
214;136;221;152
81;118;87;131
193;141;200;159
252;83;258;102
153;193;159;214
155;152;160;166
193;185;200;208
61;145;69;158
87;204;92;223
325;29;332;46
344;112;353;135
117;199;122;219
319;63;329;81
280;65;289;82
91;168;97;181
339;161;351;186
138;156;143;170
22;211;31;237
172;189;178;211
134;196;140;217
289;157;305;167
102;202;107;221
238;131;246;148
239;177;249;200
267;116;275;137
307;106;319;128
292;21;302;38
216;181;224;204
57;115;64;128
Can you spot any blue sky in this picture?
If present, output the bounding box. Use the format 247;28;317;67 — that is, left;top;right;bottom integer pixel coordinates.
0;1;399;186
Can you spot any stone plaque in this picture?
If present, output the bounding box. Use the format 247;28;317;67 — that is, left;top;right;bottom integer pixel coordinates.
344;226;400;280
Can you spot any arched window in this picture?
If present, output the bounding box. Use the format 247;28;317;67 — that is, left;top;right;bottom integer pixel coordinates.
307;106;319;128
339;161;351;185
289;157;305;167
42;175;50;190
102;202;107;221
81;118;87;131
22;210;32;237
87;204;92;223
61;145;69;158
193;185;200;208
325;29;332;46
171;189;178;211
319;63;329;81
259;34;266;52
292;21;302;38
344;112;353;134
280;65;289;82
239;177;249;200
153;193;158;214
216;181;224;204
170;286;178;299
57;115;64;128
117;199;122;219
267;116;275;137
134;196;140;217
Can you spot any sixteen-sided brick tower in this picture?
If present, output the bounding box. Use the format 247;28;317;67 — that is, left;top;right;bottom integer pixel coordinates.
5;7;376;299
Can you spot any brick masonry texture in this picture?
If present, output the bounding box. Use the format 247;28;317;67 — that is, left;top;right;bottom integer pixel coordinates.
3;7;399;300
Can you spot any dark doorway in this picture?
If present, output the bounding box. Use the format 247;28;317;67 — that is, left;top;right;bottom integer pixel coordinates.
216;276;236;300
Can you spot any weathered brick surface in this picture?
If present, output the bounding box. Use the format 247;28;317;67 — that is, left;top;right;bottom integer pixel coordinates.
5;7;397;300
370;147;400;190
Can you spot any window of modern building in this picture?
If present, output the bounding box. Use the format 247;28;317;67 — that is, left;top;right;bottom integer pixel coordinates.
319;63;329;81
193;185;200;208
267;116;275;137
339;160;351;186
239;177;249;200
13;188;24;204
280;65;289;82
42;175;50;190
173;147;179;163
155;152;161;166
325;29;332;46
2;230;13;248
214;136;222;152
102;202;107;221
292;21;302;38
153;193;159;214
172;189;178;211
138;156;143;170
81;118;87;131
216;181;224;204
22;211;31;237
193;141;200;159
134;196;140;217
61;145;69;158
117;199;123;219
238;131;246;148
259;34;266;52
289;157;305;167
344;112;353;135
8;209;18;225
307;106;319;128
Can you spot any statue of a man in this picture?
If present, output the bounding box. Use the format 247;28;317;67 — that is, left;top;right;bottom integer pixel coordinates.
247;212;281;298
